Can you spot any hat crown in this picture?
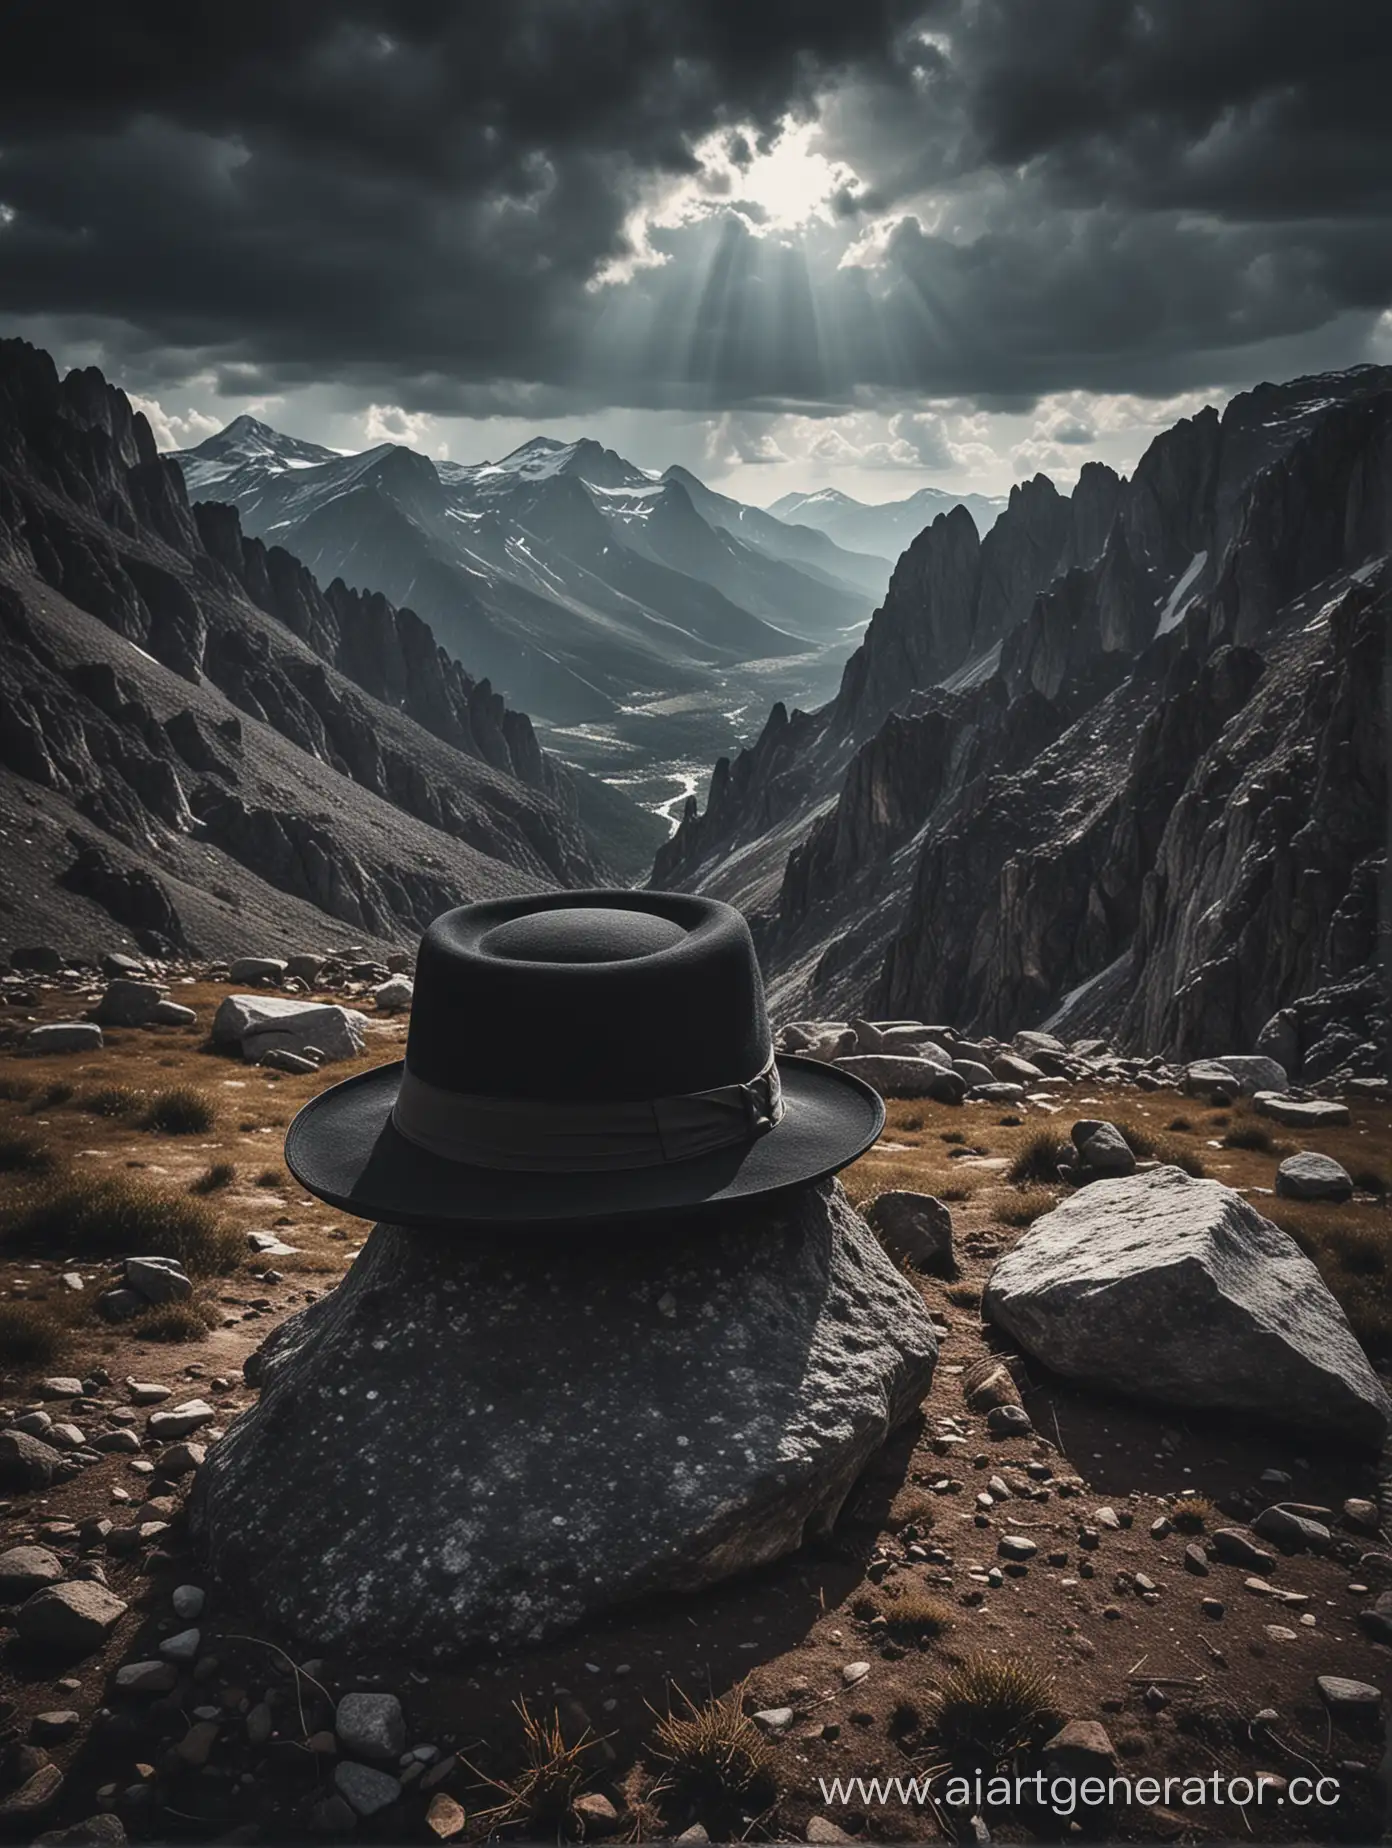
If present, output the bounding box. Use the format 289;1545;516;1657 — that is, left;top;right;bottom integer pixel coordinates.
480;906;686;964
403;890;771;1104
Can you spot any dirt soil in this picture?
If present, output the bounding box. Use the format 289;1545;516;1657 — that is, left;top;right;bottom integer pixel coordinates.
1;974;1389;1845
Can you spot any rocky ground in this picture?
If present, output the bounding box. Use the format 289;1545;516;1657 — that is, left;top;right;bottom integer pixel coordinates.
0;966;1390;1844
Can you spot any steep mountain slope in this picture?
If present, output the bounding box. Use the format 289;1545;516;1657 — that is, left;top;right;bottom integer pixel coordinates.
654;368;1391;1076
769;485;1008;556
661;466;892;602
0;339;653;962
173;424;881;729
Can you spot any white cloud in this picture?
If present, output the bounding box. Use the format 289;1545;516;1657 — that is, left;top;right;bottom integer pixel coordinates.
1085;387;1226;432
703;412;791;467
363;402;438;447
792;407;985;473
127;394;221;451
1009;437;1078;478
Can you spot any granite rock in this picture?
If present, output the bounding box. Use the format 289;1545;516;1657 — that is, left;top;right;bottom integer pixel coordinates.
190;1181;937;1655
211;994;367;1064
1275;1152;1354;1202
984;1167;1391;1445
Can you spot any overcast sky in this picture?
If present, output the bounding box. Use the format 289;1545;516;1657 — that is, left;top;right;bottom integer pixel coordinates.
3;0;1390;502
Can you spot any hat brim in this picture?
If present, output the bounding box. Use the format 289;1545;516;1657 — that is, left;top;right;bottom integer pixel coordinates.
283;1054;885;1229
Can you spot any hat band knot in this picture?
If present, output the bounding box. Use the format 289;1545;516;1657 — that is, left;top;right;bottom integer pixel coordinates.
390;1054;784;1173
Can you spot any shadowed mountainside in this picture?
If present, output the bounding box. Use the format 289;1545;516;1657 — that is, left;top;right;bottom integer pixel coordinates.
653;367;1391;1077
0;339;663;960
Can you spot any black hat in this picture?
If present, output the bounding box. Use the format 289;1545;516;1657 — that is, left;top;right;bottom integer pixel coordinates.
284;889;883;1228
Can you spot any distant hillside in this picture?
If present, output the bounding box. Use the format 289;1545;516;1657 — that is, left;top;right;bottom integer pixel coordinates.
768;484;1008;558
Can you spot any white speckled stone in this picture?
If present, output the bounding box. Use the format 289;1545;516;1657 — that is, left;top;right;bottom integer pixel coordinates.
190;1181;936;1656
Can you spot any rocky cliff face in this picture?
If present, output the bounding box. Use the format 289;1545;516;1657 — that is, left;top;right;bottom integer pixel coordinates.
830;464;1125;743
0;339;630;960
652;367;1391;1075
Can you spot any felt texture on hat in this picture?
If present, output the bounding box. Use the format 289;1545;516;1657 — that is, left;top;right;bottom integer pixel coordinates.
285;1055;884;1229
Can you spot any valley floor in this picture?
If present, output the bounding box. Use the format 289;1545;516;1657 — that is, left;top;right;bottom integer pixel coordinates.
0;978;1389;1844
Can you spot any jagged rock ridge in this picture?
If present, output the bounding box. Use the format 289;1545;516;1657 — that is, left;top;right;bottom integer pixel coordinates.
652;368;1391;1075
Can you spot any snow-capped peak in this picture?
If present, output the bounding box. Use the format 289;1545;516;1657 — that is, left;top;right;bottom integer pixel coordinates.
178;415;339;488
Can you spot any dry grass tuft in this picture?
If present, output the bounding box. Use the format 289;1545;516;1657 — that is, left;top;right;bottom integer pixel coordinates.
255;1166;286;1188
78;1084;144;1119
0;1299;67;1365
888;1697;923;1740
189;1161;237;1195
1113;1119;1158;1158
0;1126;53;1175
465;1701;603;1833
1267;1198;1392;1361
1169;1496;1213;1533
650;1682;776;1819
130;1296;222;1342
27;1081;74;1113
887;1485;939;1532
1352;1166;1388;1196
840;1156;927;1208
938;1181;977;1203
0;1075;36;1102
139;1085;216;1135
1150;1139;1207;1177
2;1174;242;1274
1220;1117;1277;1153
928;1653;1057;1770
881;1587;955;1638
994;1185;1057;1227
1006;1131;1066;1185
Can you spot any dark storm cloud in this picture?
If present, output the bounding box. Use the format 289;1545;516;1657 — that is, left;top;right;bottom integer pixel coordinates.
1;0;1389;414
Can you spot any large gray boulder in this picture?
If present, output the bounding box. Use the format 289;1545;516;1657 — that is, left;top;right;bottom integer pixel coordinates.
124;1256;192;1305
864;1191;955;1275
1276;1152;1353;1202
190;1182;937;1656
834;1055;963;1100
229;957;288;984
24;1023;102;1055
852;1021;954;1061
984;1168;1391;1447
1254;1092;1351;1128
211;994;367;1064
1068;1120;1136;1178
1183;1059;1240;1101
872;1027;955;1062
93;979;164;1026
1209;1054;1288;1095
371;976;413;1014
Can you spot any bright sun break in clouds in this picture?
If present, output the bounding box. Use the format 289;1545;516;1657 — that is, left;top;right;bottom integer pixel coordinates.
594;117;862;288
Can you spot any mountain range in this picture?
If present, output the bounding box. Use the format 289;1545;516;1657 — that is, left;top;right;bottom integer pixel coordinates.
769;485;1007;559
175;421;896;731
653;367;1391;1079
0;340;668;961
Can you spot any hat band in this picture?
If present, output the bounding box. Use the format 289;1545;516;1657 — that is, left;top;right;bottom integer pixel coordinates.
390;1054;785;1173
